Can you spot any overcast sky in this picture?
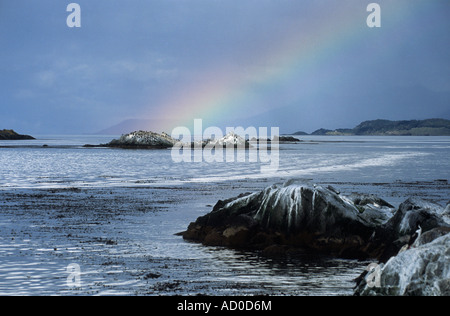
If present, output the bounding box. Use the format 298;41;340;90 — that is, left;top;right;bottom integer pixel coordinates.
0;0;449;134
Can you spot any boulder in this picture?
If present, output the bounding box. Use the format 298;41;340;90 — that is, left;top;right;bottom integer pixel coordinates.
387;198;448;235
346;192;396;226
355;233;450;296
413;227;450;247
181;181;449;262
180;181;396;258
367;198;450;262
444;203;450;220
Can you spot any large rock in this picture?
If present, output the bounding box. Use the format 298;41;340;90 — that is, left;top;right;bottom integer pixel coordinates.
180;181;449;262
355;233;450;296
180;182;397;259
444;203;450;218
367;198;450;262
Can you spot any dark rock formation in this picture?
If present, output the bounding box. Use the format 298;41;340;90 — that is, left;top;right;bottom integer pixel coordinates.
180;182;449;263
180;182;401;259
0;129;35;140
275;136;301;143
86;131;179;149
366;198;450;262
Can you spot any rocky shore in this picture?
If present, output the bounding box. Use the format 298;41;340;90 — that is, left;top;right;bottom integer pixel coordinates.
179;181;450;296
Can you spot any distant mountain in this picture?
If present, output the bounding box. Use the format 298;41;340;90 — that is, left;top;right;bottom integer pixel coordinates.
291;131;309;136
309;119;450;136
0;129;35;140
96;119;170;135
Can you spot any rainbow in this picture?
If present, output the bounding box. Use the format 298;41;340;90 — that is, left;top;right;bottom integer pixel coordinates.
141;1;430;132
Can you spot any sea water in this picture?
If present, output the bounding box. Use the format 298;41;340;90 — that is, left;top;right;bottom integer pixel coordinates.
1;135;449;189
0;135;449;295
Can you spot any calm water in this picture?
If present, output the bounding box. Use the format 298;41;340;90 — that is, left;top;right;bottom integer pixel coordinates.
0;135;449;295
1;135;449;188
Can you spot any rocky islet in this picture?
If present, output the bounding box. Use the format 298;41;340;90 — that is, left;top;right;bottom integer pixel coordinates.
0;129;35;140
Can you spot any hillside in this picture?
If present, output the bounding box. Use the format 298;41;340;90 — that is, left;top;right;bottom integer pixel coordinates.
309;119;450;136
0;129;35;140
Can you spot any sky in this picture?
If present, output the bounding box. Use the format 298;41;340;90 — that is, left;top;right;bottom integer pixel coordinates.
0;0;449;135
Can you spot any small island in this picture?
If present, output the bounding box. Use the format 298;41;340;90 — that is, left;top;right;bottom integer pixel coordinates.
106;131;178;149
85;130;255;149
84;130;178;149
293;119;450;136
0;129;35;140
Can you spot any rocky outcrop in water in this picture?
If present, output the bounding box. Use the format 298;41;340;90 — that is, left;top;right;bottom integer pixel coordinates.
180;181;449;262
101;131;179;149
181;182;385;258
87;130;254;149
0;129;35;140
